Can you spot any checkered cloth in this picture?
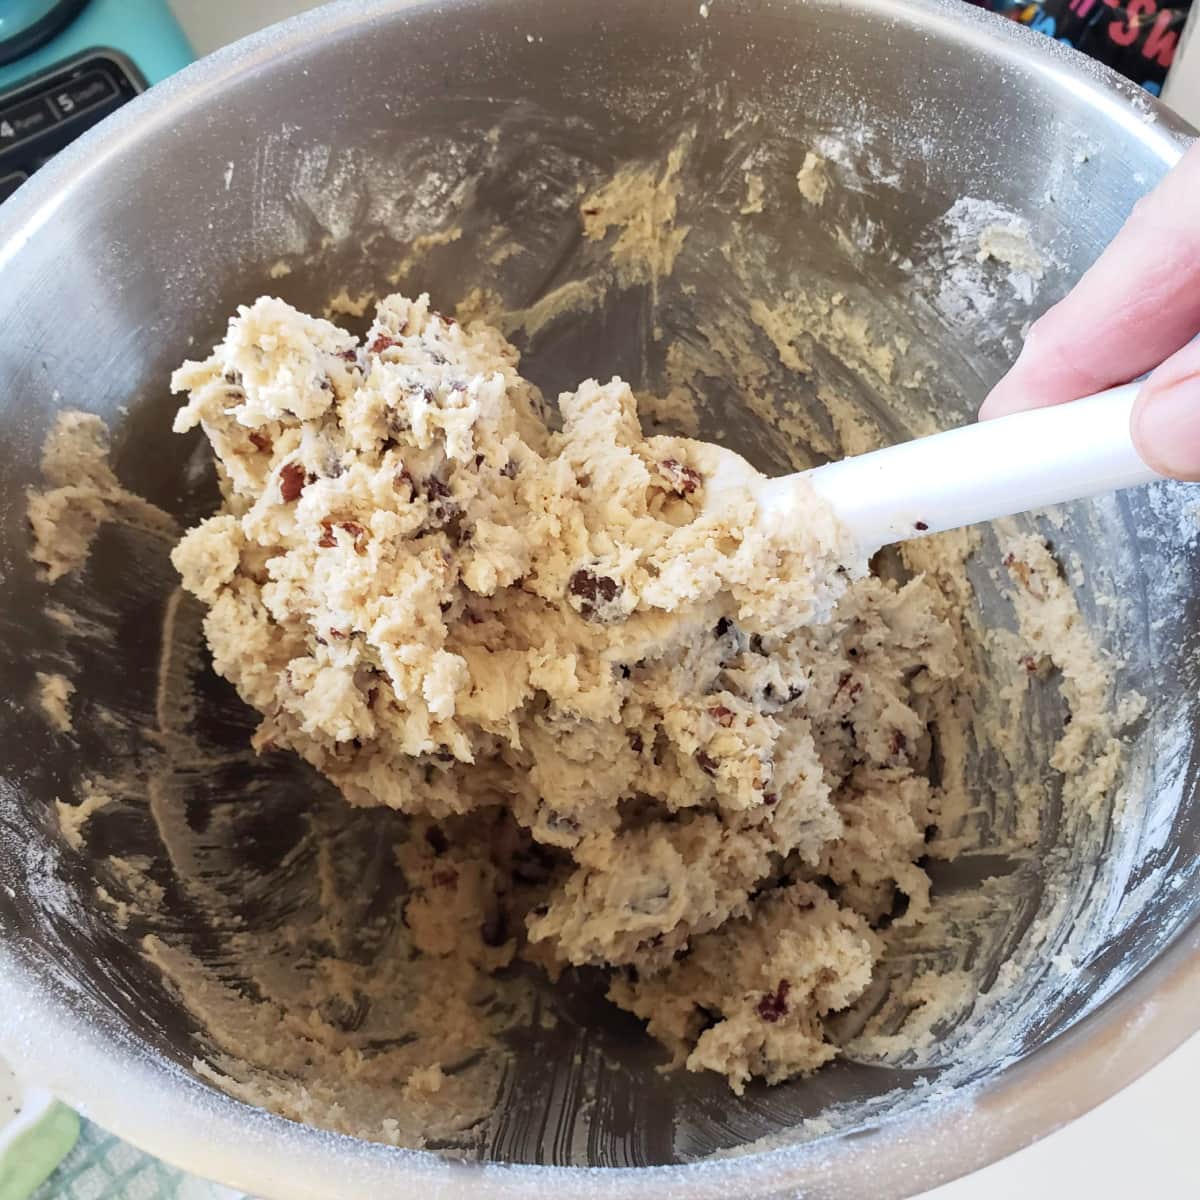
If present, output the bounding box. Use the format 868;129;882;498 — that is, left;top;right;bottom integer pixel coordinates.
33;1120;242;1200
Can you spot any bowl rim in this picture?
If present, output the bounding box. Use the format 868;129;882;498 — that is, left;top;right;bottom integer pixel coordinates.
1;0;1197;1196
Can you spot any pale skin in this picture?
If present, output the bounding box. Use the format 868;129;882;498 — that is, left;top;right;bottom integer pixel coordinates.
980;141;1200;481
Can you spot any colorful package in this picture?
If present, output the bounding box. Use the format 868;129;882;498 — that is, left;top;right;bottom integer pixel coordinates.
967;0;1193;94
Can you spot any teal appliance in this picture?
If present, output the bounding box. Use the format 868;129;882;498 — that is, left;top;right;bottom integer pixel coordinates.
0;0;193;201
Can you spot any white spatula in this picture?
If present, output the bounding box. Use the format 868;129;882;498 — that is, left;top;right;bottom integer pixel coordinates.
710;383;1161;557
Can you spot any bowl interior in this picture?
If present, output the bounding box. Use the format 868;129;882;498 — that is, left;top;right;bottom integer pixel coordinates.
1;0;1199;1173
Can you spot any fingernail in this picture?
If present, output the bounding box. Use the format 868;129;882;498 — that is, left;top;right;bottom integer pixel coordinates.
1132;373;1200;481
979;389;1012;421
980;343;1039;421
979;373;1029;421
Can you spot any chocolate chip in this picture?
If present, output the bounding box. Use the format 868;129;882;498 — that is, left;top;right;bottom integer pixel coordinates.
696;751;718;776
480;907;508;947
914;520;929;531
628;732;644;753
714;617;732;638
567;568;623;622
425;826;449;855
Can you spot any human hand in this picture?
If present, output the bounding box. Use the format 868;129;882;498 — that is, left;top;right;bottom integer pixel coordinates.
980;140;1200;481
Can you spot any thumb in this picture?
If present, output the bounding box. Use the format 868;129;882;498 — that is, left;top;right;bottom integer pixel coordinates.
1132;339;1200;482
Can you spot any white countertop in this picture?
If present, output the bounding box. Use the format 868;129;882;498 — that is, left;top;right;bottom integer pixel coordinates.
161;4;1198;1195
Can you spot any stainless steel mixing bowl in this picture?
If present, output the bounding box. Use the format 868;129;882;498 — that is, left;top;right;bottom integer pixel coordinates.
1;1;1198;1196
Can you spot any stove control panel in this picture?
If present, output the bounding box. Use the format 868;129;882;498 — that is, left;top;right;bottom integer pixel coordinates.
0;49;143;203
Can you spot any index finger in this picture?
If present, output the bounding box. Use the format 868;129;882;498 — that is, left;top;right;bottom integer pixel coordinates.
980;140;1200;420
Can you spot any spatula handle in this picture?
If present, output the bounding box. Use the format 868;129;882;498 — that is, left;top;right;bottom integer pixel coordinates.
775;383;1160;554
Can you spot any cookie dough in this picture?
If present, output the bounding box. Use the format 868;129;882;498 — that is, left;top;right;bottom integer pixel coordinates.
170;291;962;1091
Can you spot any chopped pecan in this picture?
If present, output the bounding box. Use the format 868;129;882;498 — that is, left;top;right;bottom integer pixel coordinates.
319;520;367;551
657;457;702;496
248;430;272;453
431;868;458;888
756;979;790;1022
708;705;735;727
1002;553;1042;596
279;461;307;502
369;333;400;354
